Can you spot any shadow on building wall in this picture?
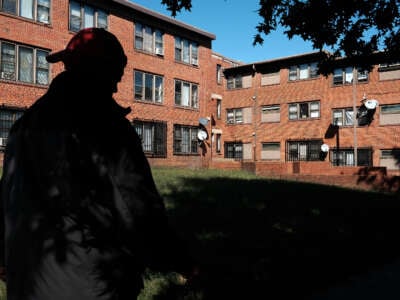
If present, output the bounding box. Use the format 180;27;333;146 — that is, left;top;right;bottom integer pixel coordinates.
357;166;400;193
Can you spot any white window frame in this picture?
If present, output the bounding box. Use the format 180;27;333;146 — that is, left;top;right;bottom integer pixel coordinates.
333;67;369;85
1;0;50;23
174;37;198;66
174;79;199;109
0;41;49;85
332;107;354;126
135;22;164;55
226;108;244;124
134;70;164;103
288;62;318;81
173;124;199;155
226;75;243;89
69;0;108;32
289;101;320;120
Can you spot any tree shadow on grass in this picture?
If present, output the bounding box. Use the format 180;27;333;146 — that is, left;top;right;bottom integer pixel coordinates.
162;177;400;300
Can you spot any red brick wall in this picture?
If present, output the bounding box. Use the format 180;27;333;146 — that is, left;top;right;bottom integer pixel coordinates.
221;67;400;161
0;0;216;169
1;0;400;182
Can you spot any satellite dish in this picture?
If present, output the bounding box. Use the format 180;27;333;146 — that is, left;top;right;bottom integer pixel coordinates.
321;144;329;152
364;99;378;110
197;129;208;141
199;118;209;126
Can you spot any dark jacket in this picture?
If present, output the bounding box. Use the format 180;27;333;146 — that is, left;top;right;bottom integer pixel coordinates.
0;71;191;300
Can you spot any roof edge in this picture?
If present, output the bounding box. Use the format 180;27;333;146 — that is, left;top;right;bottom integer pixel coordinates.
112;0;216;40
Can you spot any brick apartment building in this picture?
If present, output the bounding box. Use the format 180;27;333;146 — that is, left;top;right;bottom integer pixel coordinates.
1;0;400;180
217;52;400;180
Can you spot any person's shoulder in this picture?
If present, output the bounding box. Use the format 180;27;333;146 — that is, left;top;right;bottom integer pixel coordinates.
14;96;49;129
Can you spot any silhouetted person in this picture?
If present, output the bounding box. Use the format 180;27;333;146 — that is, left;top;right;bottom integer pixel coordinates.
0;27;194;300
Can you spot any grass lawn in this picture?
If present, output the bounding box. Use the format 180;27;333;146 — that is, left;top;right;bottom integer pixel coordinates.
1;167;399;300
141;167;400;300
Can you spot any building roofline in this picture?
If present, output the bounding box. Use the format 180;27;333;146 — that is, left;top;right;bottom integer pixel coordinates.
112;0;216;40
211;51;244;66
253;50;331;65
223;50;330;75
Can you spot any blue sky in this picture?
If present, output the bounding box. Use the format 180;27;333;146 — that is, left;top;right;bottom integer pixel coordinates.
130;0;316;63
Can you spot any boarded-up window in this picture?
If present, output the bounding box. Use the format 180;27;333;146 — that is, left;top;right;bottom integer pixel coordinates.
261;105;280;122
261;71;280;85
378;62;400;81
380;149;400;170
242;107;252;123
380;104;400;125
242;74;252;88
243;143;253;160
379;69;400;81
261;142;280;160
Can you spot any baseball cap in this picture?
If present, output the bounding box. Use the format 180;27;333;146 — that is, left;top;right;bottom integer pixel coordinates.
46;27;127;68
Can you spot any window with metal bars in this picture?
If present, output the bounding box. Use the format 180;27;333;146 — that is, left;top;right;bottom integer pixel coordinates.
132;120;167;158
173;124;199;155
0;107;24;150
224;142;243;159
286;139;323;161
330;147;372;166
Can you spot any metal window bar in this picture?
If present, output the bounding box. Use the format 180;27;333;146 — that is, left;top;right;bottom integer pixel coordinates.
0;108;24;149
224;142;243;160
153;122;167;157
330;147;372;166
173;125;198;155
133;120;167;158
286;140;323;161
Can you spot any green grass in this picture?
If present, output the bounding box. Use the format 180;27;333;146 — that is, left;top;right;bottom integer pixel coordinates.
146;167;400;299
152;167;259;207
1;166;400;299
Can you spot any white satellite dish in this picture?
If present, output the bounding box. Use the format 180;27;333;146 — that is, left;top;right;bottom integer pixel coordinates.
364;99;378;110
321;144;329;152
197;129;208;141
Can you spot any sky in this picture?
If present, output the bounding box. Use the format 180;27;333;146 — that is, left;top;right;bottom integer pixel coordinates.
130;0;316;64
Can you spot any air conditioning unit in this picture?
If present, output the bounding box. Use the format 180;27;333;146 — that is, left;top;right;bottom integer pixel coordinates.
155;48;163;55
191;58;198;65
1;72;14;80
0;137;6;147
